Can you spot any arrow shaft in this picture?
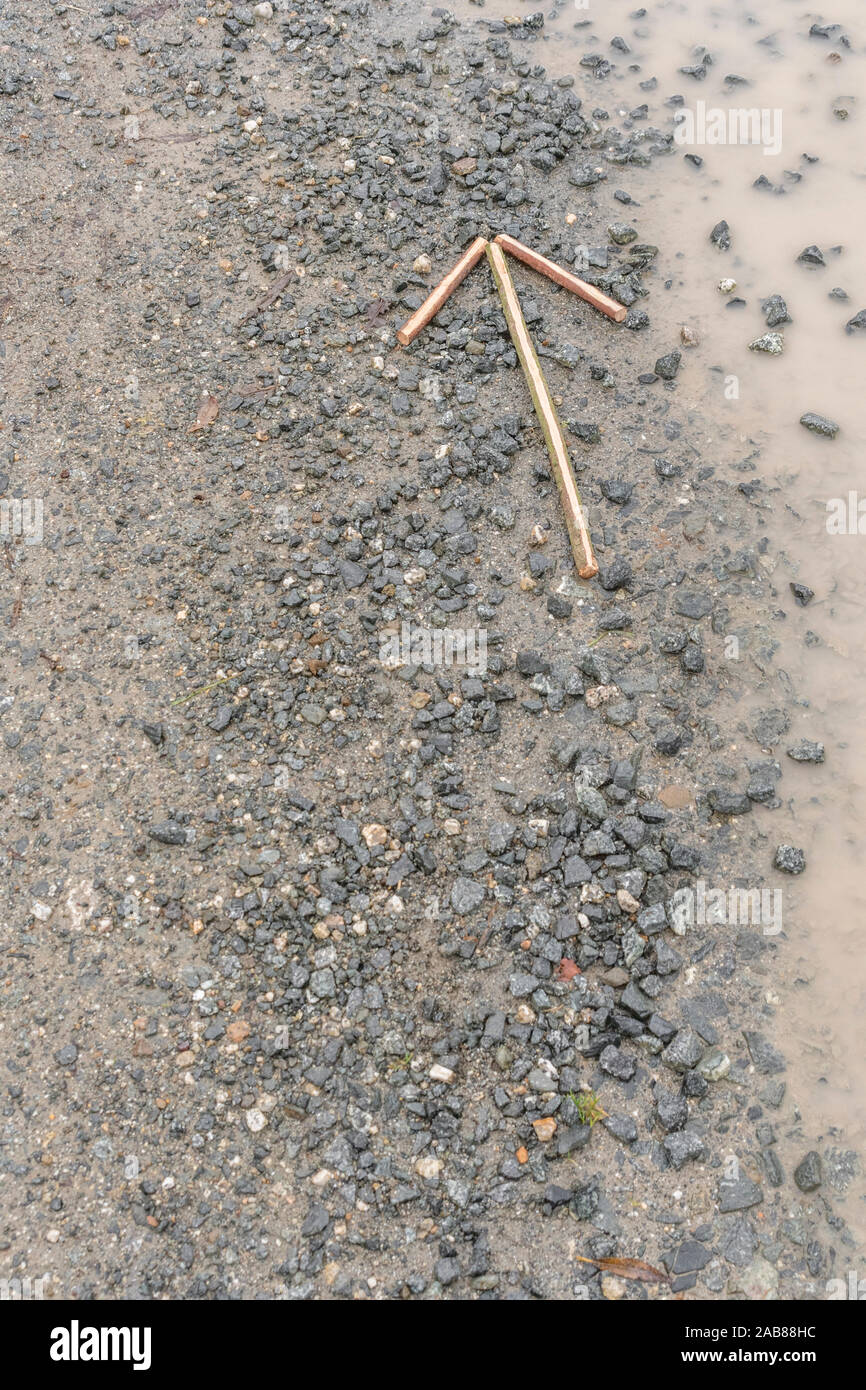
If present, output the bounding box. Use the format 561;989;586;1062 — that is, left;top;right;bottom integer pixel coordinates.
494;234;627;323
397;236;488;345
486;241;598;579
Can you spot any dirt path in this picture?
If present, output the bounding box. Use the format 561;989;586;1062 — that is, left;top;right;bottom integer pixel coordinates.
0;0;862;1302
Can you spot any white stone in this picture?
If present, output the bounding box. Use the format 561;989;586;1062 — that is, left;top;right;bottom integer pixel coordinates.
415;1156;443;1179
429;1064;454;1083
362;822;388;847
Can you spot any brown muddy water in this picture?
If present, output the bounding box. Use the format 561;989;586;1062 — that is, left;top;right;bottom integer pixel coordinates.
436;0;866;1237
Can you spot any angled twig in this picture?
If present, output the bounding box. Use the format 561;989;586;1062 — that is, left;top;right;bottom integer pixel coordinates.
494;234;627;323
397;236;488;345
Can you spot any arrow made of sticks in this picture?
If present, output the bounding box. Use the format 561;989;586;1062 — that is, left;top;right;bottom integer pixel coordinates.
397;234;627;581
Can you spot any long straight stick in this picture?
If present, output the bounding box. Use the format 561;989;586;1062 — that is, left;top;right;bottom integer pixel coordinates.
494;233;627;324
486;241;598;579
397;236;488;346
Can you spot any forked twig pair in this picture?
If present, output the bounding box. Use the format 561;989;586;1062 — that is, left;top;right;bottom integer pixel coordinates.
396;234;628;580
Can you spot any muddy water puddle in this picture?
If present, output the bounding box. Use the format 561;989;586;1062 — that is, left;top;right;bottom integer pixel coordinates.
405;0;866;1238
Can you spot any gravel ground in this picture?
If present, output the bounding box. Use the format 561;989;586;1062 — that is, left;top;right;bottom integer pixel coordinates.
0;0;861;1301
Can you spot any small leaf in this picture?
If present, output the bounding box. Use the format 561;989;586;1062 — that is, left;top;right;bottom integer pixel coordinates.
364;297;391;326
188;394;219;433
576;1255;669;1285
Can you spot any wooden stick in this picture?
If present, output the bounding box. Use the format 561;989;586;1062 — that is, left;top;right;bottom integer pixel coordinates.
486;241;598;579
397;236;488;346
494;233;627;324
